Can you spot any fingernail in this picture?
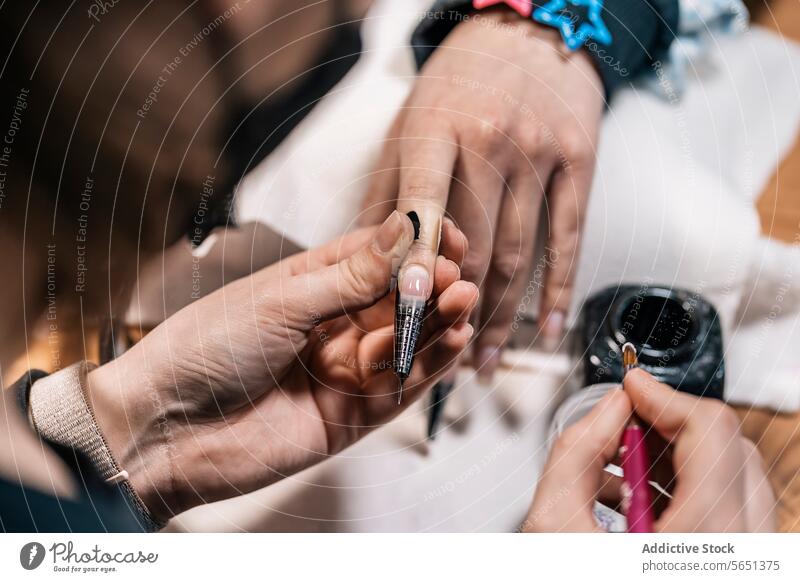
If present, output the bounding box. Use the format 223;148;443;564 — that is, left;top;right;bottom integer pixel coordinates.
475;346;501;385
399;264;431;299
457;323;475;341
444;257;461;280
375;210;405;253
464;323;475;339
541;310;565;350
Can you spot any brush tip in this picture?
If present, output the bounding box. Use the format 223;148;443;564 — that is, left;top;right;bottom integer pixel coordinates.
622;342;637;368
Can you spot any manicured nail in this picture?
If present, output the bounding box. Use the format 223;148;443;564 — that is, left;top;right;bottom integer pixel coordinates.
463;323;475;340
399;264;431;299
375;210;405;253
475;346;501;385
541;310;565;350
452;323;475;342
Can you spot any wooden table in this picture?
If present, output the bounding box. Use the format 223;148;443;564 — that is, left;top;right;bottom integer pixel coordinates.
735;0;800;533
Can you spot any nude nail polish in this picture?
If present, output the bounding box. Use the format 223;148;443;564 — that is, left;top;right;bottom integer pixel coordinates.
542;310;565;351
399;265;431;299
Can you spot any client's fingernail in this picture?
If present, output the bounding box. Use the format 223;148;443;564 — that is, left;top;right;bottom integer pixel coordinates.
462;323;475;340
475;346;501;385
399;264;431;299
541;310;565;350
375;210;406;252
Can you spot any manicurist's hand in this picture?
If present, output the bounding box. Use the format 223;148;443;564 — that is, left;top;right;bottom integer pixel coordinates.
362;7;604;381
524;370;776;532
620;370;776;532
87;212;478;522
523;387;631;532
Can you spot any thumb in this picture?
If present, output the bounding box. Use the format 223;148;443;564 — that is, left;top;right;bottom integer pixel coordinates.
281;211;414;327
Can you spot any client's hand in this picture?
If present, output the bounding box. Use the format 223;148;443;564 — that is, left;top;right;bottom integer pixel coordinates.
88;212;479;521
523;370;776;532
361;8;604;380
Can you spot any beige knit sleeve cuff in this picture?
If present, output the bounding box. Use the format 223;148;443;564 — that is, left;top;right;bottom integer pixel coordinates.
28;361;164;531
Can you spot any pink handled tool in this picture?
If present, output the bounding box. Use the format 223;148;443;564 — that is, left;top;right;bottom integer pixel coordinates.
621;343;654;533
620;422;654;533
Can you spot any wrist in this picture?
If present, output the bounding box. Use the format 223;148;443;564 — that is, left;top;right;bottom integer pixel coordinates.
461;5;548;38
87;350;178;523
456;5;601;83
455;6;595;61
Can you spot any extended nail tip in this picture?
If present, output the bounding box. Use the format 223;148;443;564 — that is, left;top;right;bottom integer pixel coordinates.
475;346;501;385
541;310;565;351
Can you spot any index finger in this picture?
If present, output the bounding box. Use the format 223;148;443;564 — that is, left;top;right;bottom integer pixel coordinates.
396;121;459;300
